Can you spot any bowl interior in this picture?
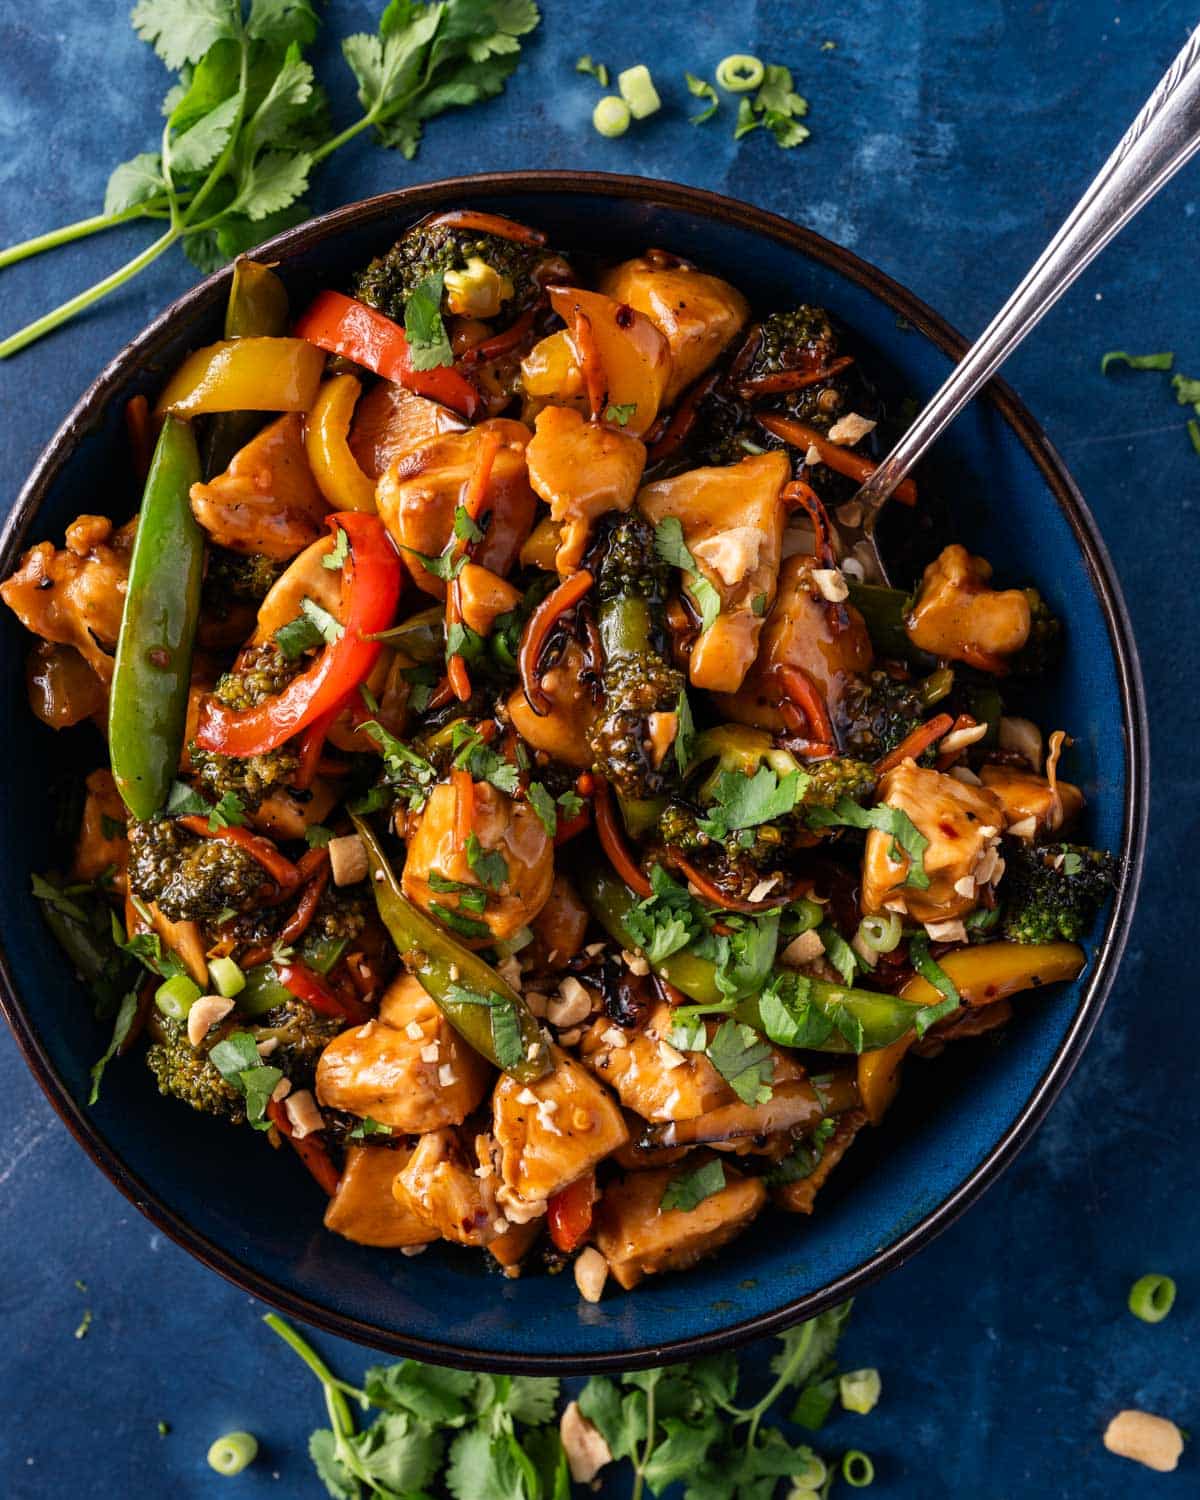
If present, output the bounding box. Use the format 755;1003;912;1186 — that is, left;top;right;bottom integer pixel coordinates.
0;178;1140;1368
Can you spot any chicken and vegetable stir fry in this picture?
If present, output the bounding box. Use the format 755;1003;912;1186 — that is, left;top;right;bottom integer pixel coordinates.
5;211;1117;1299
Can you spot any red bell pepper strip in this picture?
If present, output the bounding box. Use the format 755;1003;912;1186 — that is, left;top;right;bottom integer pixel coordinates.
195;512;403;758
266;1097;341;1197
275;958;371;1026
547;1172;597;1252
293;290;481;419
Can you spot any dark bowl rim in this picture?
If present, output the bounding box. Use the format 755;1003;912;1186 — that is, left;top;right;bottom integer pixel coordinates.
0;169;1149;1373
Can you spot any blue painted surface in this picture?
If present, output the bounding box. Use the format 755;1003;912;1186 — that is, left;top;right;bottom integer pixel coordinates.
0;1;1196;1495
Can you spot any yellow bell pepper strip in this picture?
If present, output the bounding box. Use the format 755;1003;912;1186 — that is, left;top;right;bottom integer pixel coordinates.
109;417;203;819
304;374;378;512
354;814;552;1082
856;939;1086;1121
155;337;325;418
204;259;291;476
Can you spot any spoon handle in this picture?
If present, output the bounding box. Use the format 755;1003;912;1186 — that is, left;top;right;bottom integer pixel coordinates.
859;24;1200;521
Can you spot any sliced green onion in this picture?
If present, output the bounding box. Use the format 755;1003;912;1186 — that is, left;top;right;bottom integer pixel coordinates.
840;1367;882;1413
857;913;902;955
155;973;201;1021
207;1431;258;1476
208;956;246;999
593;95;632;137
842;1450;875;1487
715;53;765;92
617;64;661;119
494;926;534;958
787;1452;827;1489
1128;1273;1176;1323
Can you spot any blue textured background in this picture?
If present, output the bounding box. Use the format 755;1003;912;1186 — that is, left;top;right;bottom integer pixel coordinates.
1;2;1196;1495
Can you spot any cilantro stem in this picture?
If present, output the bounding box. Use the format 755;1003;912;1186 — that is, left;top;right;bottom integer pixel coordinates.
0;225;179;359
732;1318;815;1444
630;1379;657;1500
263;1314;375;1496
0;201;172;269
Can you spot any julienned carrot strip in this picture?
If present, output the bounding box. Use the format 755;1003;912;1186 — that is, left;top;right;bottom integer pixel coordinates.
125;394;152;484
518;569;594;716
776;665;835;745
426;209;546;246
875;712;955;776
758;413;918;506
782;480;837;568
443;427;504;704
736;354;854;398
267;1097;341;1197
177;816;300;887
647;371;719;464
671;852;794;913
593;778;652;898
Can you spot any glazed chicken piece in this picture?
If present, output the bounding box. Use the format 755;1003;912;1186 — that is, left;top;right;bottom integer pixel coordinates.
524;406;646;574
1;515;133;681
598;253;749;403
376;419;537;597
715;552;874;732
593;1158;767;1290
979;762;1084;836
861;761;1007;924
456;562;521;637
324;1144;440;1249
251;533;342;642
637;451;790;693
492;1045;629;1215
25;641;107;730
347;380;466;481
905;544;1032;668
769;1111;868;1215
402;779;554;943
394;1127;501;1247
189;414;329;560
506;640;599;768
72;769;128;893
315;973;492;1132
527;873;591;966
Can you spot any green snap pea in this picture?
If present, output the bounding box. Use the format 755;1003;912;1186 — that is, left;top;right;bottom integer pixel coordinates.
109;417;204;820
354;815;551;1081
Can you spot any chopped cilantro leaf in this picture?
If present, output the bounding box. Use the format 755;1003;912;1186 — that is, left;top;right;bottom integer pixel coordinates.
806;796;930;890
675;688;695;776
706;1020;774;1104
431;902;491;939
526;781;557;837
908;932;961;1036
653;516;721;633
304;824;334;849
453;504;484;543
660;1159;726;1212
1100;350;1174;373
322;525;349;570
88;990;138;1105
404;271;453;370
698;765;805;838
604;401;636;426
349;1116;394;1140
466;832;507;892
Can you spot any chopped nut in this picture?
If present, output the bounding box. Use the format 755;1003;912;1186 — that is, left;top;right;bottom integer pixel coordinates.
948;765;983;785
998;715;1043;772
747;875;780;902
524;990;549;1018
327;833;368;887
187;995;234;1048
400;1244;427;1257
548;976;592;1029
284;1089;324;1139
924;917;967;944
836;499;864;527
497;955;524;991
1102;1410;1183;1473
939;721;988;757
1008;814;1038;840
583;941;607;958
811;567;849;603
437;1064;457;1087
827;411;876;445
517;1087;540;1106
571;1250;610;1309
600;1026;628;1049
405;1020;425;1041
781;929;824;967
953;876;977;898
420;1043;440;1063
804;443;822;466
657;1040;686;1070
270;1077;292;1103
256;1037;279;1058
621;948;650;976
692;526;762;587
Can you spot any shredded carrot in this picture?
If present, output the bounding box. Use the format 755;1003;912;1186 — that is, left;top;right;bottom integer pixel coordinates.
593;778;652;897
462;305;539;365
647;371;719;463
518;568;594;716
267;1097;341;1197
441;426;504;706
758;413;918;506
177;816;301;887
453;767;476;846
426;209;546;246
671;852;806;913
776;665;835;745
736;354;855;398
782;480;838;568
125;394;152;484
874;712;955;776
571;307;607;418
426;676;455;713
554;805;592;845
242;865;330;968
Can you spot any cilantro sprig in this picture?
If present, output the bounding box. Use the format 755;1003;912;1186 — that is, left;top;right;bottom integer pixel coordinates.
0;0;542;358
654;516;722;634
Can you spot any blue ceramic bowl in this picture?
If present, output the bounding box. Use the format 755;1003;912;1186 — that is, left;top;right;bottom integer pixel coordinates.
0;173;1146;1371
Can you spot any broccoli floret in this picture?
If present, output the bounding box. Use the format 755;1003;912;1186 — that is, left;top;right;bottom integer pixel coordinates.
750;305;839;380
658;798;788;873
204;547;284;607
189;643;302;809
586;512;685;801
145;1017;246;1122
797;756;877;809
352;221;565;323
838;671;930;760
310;886;369;946
127;818;266;923
1007;589;1064;677
1001;841;1118;944
251;999;342;1089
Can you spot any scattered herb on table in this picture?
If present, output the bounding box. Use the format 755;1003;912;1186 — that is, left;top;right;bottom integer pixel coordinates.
1100;348;1200;457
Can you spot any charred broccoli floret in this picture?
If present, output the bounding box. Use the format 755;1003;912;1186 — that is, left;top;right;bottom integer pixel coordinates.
586;511;685;801
1001;841;1118;944
658;797;788;872
838;671;931;760
795;755;877;810
1007;590;1064;676
189;643;302;809
352;221;565;323
250;999;342;1089
145;1017;246;1122
127;818;266;922
750;305;839;380
204;547;284;608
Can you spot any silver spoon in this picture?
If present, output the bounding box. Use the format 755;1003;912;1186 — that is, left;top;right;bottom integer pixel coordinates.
838;23;1200;586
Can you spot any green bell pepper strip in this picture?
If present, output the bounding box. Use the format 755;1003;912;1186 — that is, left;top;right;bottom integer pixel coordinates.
109;417;204;820
578;859;928;1053
203;258;290;477
237;936;349;1018
354;815;552;1081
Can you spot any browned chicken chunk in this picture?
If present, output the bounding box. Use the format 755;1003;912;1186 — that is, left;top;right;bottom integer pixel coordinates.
394;1128;501;1246
525;406;646;574
906;544;1032;668
324;1144;439;1248
189;414;329;560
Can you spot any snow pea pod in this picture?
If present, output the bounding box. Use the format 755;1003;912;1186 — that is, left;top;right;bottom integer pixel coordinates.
109;416;204;820
354;815;551;1081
